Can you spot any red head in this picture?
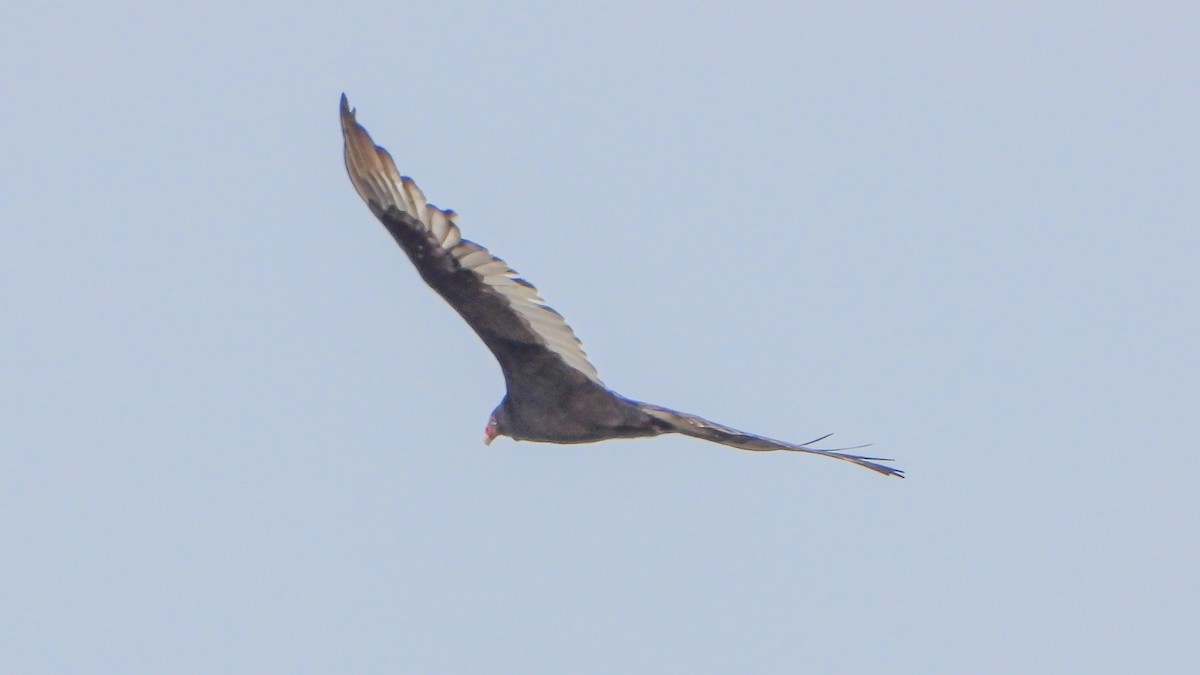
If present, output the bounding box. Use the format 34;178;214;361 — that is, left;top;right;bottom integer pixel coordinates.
484;402;509;445
484;414;499;445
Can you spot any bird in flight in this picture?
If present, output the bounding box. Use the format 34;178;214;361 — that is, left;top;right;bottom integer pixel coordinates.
340;95;902;477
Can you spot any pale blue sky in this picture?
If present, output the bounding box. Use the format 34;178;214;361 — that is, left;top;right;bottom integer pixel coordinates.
3;2;1197;673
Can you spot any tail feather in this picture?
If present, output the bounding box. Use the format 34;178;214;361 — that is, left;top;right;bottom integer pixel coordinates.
638;403;904;478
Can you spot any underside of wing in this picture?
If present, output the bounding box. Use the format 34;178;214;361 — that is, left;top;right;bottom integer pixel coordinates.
639;403;904;477
339;95;602;386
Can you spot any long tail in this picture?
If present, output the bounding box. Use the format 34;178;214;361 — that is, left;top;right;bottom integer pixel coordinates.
638;403;904;478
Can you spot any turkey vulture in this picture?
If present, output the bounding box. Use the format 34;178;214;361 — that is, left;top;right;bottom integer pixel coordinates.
340;95;902;477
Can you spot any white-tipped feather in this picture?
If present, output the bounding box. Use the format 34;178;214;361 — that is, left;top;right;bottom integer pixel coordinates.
428;209;450;244
459;250;493;269
402;177;427;219
475;261;510;277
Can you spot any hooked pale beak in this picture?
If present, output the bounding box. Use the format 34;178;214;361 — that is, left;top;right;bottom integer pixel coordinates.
483;432;495;446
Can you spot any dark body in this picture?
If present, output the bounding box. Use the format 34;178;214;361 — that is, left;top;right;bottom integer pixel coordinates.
375;199;668;443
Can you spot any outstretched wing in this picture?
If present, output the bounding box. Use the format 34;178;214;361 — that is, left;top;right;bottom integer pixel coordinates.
340;95;602;391
638;403;904;477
